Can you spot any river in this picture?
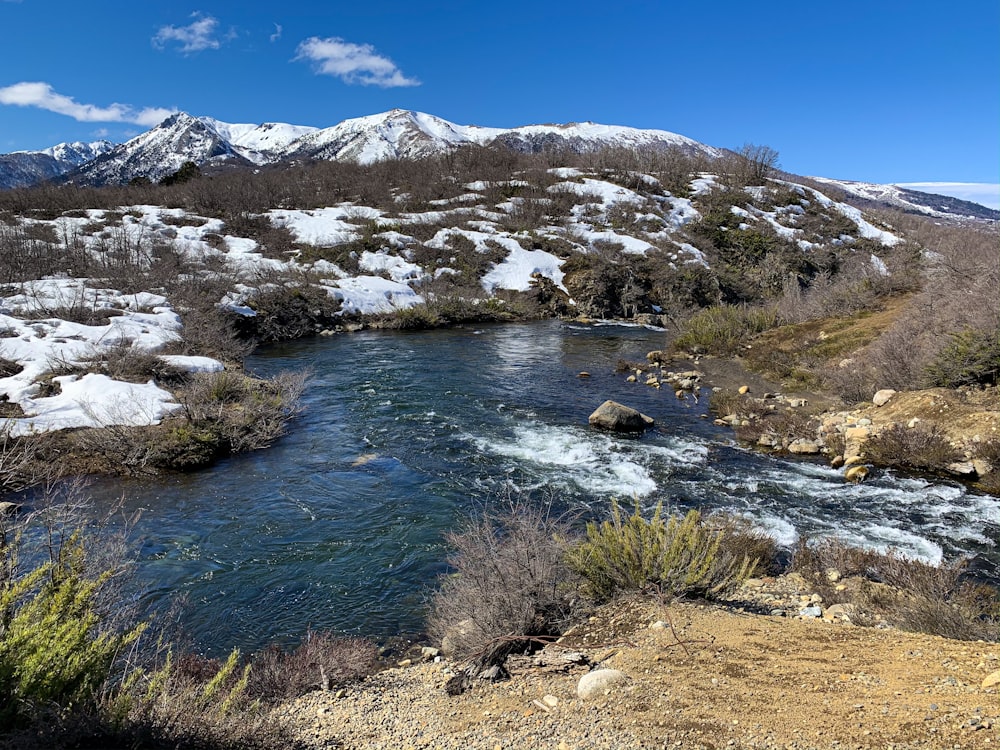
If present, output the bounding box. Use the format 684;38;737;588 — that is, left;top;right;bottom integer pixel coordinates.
68;321;1000;654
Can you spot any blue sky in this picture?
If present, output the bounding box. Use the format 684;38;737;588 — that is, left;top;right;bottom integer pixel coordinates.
1;0;997;205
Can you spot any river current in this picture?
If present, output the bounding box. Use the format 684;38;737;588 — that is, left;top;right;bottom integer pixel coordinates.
74;321;999;654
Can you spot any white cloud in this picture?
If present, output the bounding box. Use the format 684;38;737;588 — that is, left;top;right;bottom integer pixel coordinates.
0;82;174;126
270;23;282;43
894;182;1000;212
153;13;221;54
295;36;419;88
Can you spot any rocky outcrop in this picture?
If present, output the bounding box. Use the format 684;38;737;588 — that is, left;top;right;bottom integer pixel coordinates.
588;401;654;432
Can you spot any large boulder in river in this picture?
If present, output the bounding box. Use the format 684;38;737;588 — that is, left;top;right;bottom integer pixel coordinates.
588;400;654;432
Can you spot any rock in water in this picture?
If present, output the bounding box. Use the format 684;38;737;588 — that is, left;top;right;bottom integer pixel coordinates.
588;400;654;432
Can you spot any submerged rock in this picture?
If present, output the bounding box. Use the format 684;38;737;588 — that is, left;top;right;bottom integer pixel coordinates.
588;400;654;432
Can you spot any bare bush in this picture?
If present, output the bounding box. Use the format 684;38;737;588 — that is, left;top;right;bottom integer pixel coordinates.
246;632;377;700
427;499;579;679
791;538;999;641
719;143;780;188
863;423;961;472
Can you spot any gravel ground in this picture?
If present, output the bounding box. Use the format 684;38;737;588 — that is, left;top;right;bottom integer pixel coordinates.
277;580;1000;750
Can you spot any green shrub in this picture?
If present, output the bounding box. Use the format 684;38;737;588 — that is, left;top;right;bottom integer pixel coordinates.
924;327;1000;388
565;502;758;602
0;531;145;727
672;304;778;356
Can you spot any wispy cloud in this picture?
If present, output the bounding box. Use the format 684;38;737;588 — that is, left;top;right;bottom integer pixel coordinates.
0;82;174;126
295;36;419;88
895;182;1000;211
153;13;221;54
270;23;282;43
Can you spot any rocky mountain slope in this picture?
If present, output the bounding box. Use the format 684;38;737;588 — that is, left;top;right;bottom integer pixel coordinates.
0;139;111;189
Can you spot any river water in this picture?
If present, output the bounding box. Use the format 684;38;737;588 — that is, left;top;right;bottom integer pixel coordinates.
72;321;999;654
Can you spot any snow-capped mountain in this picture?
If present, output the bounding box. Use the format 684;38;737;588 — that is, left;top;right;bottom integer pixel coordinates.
0;140;112;189
279;109;494;163
808;177;999;222
67;113;253;185
58;109;723;185
279;109;721;164
3;110;996;225
197;117;319;163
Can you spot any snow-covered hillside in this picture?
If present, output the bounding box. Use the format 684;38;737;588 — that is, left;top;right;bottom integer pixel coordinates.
0;161;910;437
808;177;999;222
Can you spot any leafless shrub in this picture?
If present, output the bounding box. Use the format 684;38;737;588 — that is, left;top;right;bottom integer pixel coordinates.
427;497;580;677
706;513;781;577
863;423;961;472
79;338;186;385
246;632;377;700
719;143;780;188
791;538;999;640
240;276;343;343
0;427;43;494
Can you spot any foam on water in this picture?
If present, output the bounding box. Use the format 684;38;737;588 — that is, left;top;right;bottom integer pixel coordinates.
471;422;708;499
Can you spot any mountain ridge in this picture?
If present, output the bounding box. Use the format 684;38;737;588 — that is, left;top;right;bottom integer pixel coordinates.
0;109;995;223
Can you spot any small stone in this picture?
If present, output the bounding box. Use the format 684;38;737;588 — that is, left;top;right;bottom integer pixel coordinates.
830;454;845;468
650;620;669;630
873;389;897;407
845;465;869;483
738;385;750;395
626;375;637;382
542;694;559;707
982;669;1000;689
907;417;921;428
799;605;823;618
743;578;765;589
826;569;841;583
578;371;591;378
577;669;628;699
396;658;412;668
421;646;440;660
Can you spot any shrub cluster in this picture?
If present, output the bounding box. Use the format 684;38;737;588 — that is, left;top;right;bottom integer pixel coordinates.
565;503;761;601
791;538;999;641
862;423;961;473
429;499;770;682
0;502;377;749
672;304;778;356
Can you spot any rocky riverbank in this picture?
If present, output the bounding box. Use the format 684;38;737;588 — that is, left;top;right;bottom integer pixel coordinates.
279;574;1000;749
623;346;999;495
